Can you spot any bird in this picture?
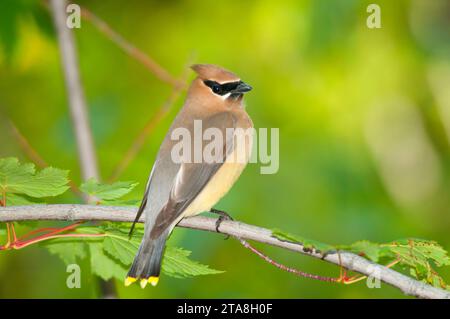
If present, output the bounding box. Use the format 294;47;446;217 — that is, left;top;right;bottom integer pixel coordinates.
125;64;253;288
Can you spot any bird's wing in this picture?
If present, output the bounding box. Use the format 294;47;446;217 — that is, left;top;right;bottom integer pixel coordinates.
128;164;154;237
149;111;237;238
128;119;182;237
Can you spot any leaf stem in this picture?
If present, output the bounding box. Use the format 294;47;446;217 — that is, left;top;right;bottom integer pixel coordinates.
342;258;401;285
0;191;11;250
239;239;339;283
1;221;95;250
12;232;106;250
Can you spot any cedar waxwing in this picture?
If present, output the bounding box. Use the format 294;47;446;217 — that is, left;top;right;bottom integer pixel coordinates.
125;64;253;288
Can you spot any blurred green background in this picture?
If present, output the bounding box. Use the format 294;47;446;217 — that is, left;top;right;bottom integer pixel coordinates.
1;0;450;298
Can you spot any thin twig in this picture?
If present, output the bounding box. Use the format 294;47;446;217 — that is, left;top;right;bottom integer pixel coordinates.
107;88;182;181
50;0;99;184
80;7;184;88
1;204;449;299
7;119;83;197
50;0;116;298
107;65;190;181
8;120;48;168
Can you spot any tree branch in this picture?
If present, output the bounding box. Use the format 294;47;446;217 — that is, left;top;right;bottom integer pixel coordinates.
107;60;192;181
7;119;84;198
50;0;99;183
1;204;449;299
80;6;184;88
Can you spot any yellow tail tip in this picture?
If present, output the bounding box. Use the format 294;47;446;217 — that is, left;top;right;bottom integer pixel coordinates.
149;276;159;286
124;276;137;287
140;279;148;289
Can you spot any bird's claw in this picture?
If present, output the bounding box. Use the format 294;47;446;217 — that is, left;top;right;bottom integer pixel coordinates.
210;208;233;240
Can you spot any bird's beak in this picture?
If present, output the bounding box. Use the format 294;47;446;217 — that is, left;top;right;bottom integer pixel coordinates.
232;81;252;94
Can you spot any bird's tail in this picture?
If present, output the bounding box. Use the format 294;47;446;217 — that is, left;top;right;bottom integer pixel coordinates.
125;229;169;288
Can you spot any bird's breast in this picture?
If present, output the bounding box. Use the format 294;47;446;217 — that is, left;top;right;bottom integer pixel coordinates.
181;128;253;218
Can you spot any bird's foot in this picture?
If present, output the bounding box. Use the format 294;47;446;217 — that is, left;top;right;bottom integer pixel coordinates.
210;208;233;239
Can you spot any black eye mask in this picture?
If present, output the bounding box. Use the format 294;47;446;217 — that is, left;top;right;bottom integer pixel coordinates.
203;80;241;96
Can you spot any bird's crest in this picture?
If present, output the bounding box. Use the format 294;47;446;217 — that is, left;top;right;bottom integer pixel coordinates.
191;64;240;83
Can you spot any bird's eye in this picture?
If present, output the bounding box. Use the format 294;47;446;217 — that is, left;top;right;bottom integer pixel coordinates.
203;80;224;95
212;84;221;94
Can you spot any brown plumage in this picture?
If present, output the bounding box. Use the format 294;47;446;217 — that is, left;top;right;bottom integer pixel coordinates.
191;64;240;82
126;64;253;288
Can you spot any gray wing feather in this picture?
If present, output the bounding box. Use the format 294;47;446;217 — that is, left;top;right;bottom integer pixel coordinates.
149;112;236;238
128;164;154;237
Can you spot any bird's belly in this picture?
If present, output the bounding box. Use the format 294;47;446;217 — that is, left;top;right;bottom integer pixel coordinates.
183;162;246;218
181;137;251;218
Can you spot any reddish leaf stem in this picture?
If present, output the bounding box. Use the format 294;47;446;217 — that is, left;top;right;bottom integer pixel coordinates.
12;232;106;250
239;239;339;283
1;221;105;251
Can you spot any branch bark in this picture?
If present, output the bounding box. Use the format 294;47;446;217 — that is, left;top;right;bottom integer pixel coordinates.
1;204;449;299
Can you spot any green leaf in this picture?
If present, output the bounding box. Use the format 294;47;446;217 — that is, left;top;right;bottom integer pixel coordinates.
101;199;141;206
41;225;128;282
0;224;6;237
341;240;382;262
5;193;39;206
80;178;138;201
90;242;128;281
100;225;223;278
63;223;223;280
44;240;88;265
272;229;335;253
0;158;70;198
385;238;450;288
271;228;450;290
162;246;224;278
103;234;140;265
15;220;39;228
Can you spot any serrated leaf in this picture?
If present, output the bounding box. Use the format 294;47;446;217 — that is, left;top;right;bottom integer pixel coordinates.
103;235;140;265
162;246;224;278
386;238;450;288
389;238;450;266
271;229;450;290
100;226;222;278
90;242;127;281
43;240;87;265
83;225;140;281
5;193;39;206
0;158;70;197
346;240;382;262
100;221;145;234
80;178;138;201
69;224;223;280
272;229;334;253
